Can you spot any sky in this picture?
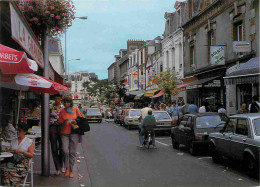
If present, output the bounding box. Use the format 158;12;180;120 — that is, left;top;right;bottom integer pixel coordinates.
61;0;176;79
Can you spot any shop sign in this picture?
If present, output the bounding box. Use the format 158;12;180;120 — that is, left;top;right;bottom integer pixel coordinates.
210;46;225;65
186;84;202;90
233;41;251;53
132;71;138;78
10;3;44;68
204;80;221;87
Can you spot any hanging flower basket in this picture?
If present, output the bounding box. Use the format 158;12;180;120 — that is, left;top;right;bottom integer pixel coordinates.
18;0;76;38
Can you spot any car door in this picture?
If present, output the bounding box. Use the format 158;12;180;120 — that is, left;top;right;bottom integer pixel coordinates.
230;118;249;160
124;111;129;124
176;115;189;144
215;118;236;157
184;116;193;146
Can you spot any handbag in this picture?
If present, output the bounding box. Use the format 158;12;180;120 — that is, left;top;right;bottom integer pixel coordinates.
75;117;90;135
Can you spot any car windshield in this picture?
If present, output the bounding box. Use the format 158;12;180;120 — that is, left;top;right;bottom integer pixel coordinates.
254;118;260;136
87;109;101;115
154;112;170;120
196;115;224;128
130;110;141;117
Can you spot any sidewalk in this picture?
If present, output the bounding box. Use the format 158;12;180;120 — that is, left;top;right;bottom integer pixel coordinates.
33;142;91;186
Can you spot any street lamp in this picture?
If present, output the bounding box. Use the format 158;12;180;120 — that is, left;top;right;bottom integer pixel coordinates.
64;16;88;78
68;58;80;75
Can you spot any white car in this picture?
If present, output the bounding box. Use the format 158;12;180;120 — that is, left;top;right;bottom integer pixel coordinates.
124;109;141;130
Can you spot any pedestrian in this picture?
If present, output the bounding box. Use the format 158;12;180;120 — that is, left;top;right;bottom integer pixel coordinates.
187;102;198;114
166;103;171;116
237;103;247;114
198;101;206;113
78;103;84;114
249;96;260;113
49;94;65;175
169;102;179;125
218;104;227;114
1;114;17;142
58;97;85;178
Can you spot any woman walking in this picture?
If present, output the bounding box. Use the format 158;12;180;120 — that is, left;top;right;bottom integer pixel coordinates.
58;97;84;178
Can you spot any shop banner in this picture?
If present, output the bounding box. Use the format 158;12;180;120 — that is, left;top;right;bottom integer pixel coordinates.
10;3;44;68
233;41;251;53
210;46;225;65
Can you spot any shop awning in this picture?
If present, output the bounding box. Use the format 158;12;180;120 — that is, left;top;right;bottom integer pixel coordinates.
126;90;144;96
177;82;193;89
14;74;69;94
224;57;260;85
151;90;164;98
186;76;222;89
0;44;38;74
134;93;144;100
144;89;159;97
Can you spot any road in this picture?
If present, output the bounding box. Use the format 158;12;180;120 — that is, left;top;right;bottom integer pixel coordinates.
75;119;259;186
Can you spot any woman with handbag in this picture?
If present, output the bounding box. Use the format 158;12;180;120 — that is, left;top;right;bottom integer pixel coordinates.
58;97;84;178
2;123;34;186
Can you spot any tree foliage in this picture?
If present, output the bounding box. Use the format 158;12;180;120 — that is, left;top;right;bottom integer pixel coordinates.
153;68;179;102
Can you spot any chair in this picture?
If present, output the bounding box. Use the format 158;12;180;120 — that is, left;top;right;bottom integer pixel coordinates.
22;158;34;187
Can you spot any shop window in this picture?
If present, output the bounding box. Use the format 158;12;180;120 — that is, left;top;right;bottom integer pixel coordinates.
160;64;163;72
233;15;244;41
189;42;195;66
208;30;215;61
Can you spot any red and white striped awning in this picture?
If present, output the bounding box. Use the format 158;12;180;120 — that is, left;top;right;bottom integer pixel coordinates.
0;44;38;74
15;74;69;94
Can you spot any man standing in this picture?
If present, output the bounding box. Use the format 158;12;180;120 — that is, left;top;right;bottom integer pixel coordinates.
50;94;64;175
250;96;260;113
170;102;179;124
187;102;198;114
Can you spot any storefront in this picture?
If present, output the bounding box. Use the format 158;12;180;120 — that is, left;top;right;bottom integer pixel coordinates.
185;67;226;111
224;57;259;114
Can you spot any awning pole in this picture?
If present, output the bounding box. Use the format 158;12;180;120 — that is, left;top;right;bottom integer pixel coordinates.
16;89;22;125
41;33;50;176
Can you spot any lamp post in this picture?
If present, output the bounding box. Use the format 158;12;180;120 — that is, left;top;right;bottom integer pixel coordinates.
64;16;87;78
68;58;80;75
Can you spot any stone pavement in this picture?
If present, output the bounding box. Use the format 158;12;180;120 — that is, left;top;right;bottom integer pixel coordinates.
33;142;91;186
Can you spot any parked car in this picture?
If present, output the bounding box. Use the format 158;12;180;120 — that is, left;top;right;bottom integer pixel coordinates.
124;109;141;129
171;113;227;155
114;107;130;124
119;109;130;126
85;108;102;123
153;111;173;133
209;113;260;177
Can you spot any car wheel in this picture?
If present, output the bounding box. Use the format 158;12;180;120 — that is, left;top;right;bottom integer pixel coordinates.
127;124;131;130
189;142;197;156
210;144;223;163
171;135;179;149
244;154;258;178
99;120;102;123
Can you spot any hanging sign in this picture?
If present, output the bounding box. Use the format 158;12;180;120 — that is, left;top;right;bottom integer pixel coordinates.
132;71;138;78
10;3;44;68
210;46;225;65
233;41;251;53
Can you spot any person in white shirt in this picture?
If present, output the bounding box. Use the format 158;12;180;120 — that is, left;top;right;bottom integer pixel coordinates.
138;103;153;148
218;104;227;114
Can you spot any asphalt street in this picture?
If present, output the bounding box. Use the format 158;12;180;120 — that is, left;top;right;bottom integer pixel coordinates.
77;120;259;186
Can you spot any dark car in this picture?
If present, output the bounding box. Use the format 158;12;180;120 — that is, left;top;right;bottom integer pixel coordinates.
85;108;102;123
209;113;260;177
171;113;227;155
